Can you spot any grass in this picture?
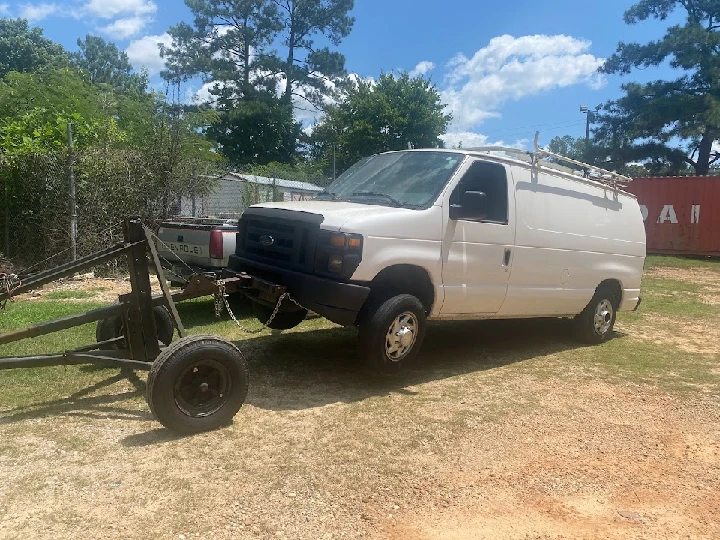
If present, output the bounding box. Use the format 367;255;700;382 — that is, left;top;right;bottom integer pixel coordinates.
43;290;96;300
644;254;720;272
0;255;718;414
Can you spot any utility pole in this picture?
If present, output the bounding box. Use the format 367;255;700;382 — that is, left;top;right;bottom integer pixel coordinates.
580;104;601;165
67;123;77;261
332;144;336;182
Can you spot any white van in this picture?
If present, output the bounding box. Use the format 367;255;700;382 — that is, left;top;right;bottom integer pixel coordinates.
227;137;646;373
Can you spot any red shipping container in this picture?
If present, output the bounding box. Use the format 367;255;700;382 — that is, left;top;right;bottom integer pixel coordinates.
626;176;720;256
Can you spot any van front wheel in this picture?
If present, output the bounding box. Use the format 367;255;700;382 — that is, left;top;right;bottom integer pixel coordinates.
359;294;427;375
574;288;618;344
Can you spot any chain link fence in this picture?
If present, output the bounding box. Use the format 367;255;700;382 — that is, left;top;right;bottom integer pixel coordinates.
0;148;217;274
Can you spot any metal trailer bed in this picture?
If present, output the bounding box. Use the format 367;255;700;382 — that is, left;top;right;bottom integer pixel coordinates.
0;218;283;434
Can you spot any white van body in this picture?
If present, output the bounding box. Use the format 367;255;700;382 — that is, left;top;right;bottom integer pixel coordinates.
228;146;645;371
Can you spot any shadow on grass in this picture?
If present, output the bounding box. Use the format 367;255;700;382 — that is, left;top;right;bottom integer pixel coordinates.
237;317;592;411
0;368;151;425
2;312;599;443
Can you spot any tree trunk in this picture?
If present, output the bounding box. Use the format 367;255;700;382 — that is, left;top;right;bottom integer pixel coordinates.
242;17;251;95
695;131;713;175
283;11;295;105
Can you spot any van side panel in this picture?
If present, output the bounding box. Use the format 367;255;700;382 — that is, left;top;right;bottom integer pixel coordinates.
499;166;646;317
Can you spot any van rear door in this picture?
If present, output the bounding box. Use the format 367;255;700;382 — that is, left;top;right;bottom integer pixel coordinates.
440;160;515;315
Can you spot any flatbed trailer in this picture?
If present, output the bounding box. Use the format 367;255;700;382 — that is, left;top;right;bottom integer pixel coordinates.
0;218;283;434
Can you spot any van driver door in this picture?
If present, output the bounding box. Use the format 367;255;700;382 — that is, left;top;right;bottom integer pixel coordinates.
440;160;516;315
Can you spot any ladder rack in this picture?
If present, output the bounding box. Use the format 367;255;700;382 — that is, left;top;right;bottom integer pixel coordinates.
462;132;632;189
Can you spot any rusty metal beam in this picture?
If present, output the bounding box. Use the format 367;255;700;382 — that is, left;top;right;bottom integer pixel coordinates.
0;304;124;346
2;243;142;301
0;352;152;371
144;224;186;338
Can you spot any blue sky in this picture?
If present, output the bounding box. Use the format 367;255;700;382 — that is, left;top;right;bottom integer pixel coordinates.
1;0;681;149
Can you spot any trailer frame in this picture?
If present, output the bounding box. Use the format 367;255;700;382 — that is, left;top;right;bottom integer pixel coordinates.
0;218;272;433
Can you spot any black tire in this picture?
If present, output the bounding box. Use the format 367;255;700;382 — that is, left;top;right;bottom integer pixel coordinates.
95;306;175;350
153;306;176;346
574;286;619;344
96;316;124;350
252;301;308;330
358;294;427;375
147;335;249;434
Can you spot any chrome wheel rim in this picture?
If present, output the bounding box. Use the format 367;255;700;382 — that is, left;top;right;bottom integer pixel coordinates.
594;299;614;335
385;312;418;362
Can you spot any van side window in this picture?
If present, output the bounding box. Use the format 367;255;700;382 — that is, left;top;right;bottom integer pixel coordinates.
452;161;509;224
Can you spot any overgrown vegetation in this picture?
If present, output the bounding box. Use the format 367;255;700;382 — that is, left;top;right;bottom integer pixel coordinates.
550;0;720;175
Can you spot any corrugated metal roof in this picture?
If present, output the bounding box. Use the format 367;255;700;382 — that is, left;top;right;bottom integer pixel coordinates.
223;172;324;192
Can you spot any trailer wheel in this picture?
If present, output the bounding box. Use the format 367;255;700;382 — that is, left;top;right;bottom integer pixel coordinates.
573;286;619;344
358;294;427;375
147;335;249;434
96;306;175;349
252;301;308;330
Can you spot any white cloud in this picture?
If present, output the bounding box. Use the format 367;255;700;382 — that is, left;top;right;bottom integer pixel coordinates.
443;34;605;131
126;33;172;75
101;16;150;40
0;4;9;15
20;2;58;21
440;132;529;150
83;0;156;19
410;61;435;77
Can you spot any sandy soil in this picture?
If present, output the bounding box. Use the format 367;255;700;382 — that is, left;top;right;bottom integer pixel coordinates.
0;265;718;539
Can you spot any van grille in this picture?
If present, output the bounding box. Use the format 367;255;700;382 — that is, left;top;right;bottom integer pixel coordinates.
239;214;319;272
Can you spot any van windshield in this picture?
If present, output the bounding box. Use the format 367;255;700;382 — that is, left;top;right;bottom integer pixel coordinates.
316;151;465;208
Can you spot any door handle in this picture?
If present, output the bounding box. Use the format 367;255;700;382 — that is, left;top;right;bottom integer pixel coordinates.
503;249;512;266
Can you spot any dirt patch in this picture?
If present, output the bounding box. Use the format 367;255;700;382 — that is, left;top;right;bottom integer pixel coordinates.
646;266;720;287
1;368;719;539
15;273;163;304
383;382;720;540
619;314;720;355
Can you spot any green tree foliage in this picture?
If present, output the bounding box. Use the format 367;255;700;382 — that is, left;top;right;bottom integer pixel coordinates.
208;95;301;165
547;135;586;162
310;72;452;174
0;18;69;78
72;35;148;93
597;0;720;175
0;22;221;264
270;0;354;107
161;0;354;164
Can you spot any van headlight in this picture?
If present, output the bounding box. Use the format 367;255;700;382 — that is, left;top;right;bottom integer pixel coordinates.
317;231;363;277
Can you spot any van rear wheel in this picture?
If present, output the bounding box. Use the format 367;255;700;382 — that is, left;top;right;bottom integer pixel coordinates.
359;294;427;375
574;287;619;344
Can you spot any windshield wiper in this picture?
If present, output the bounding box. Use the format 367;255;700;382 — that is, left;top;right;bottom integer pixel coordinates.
316;190;339;200
351;191;402;207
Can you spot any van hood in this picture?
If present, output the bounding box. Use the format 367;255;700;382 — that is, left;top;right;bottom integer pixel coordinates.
249;200;418;231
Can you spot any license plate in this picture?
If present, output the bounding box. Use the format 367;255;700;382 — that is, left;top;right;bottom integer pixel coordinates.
166;242;206;256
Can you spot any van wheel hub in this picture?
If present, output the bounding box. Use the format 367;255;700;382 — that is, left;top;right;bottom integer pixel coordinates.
385;312;418;361
594;300;614;335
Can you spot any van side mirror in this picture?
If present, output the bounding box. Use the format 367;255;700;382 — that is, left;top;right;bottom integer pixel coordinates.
450;190;488;221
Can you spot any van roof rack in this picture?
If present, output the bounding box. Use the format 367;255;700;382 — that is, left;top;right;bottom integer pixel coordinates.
463;132;632;188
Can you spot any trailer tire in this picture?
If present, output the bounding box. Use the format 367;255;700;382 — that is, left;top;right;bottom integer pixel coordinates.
358;294;426;375
95;306;175;349
147;335;249;434
252;301;308;330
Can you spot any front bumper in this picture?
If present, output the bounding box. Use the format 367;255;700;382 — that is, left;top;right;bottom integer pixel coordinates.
227;255;370;326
